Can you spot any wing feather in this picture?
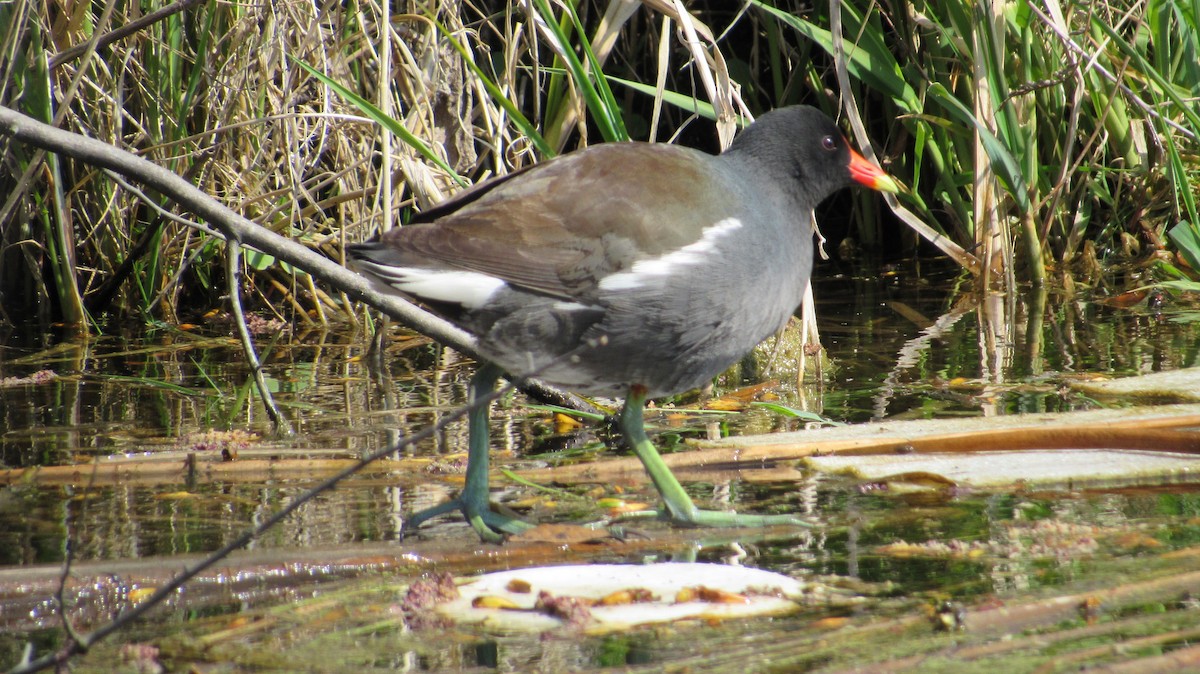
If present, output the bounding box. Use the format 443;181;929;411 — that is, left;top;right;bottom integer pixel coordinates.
376;143;736;299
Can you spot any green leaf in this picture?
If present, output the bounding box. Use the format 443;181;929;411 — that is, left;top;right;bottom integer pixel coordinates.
1155;279;1200;294
606;76;720;122
928;83;1031;211
431;19;555;158
246;250;275;271
751;402;845;425
1168;221;1200;271
532;0;628;142
751;0;920;112
522;403;609;423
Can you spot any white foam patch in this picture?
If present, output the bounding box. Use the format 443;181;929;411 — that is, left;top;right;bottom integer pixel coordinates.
598;217;743;291
368;266;505;309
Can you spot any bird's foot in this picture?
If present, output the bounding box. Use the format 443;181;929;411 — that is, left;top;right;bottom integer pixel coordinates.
616;391;813;532
405;498;534;543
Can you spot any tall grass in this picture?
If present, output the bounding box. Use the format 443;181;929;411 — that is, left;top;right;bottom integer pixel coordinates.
0;0;1196;329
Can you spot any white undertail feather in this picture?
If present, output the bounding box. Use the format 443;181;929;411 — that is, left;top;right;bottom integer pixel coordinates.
358;263;506;309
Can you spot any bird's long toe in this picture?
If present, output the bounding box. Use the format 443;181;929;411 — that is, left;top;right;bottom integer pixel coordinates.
405;498;533;543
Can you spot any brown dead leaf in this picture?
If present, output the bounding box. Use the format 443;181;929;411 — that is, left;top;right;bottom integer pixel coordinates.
599;499;652;515
705;398;748;412
156;491;198;500
705;381;781;411
553;413;583;433
596;588;656;606
128;587;158;603
471;595;523;610
1097;289;1149;309
676;586;750;604
505;579;532;594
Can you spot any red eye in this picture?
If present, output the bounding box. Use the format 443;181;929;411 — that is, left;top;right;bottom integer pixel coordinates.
821;135;837;151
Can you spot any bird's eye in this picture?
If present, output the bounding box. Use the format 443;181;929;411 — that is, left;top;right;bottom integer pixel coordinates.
821;135;838;151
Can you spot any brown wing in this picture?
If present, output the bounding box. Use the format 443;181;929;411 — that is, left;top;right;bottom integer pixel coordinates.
379;143;736;299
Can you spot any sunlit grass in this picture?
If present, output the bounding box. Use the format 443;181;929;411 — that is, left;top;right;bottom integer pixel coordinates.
0;0;1196;328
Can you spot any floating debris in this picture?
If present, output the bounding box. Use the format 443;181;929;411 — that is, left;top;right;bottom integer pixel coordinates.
435;563;807;633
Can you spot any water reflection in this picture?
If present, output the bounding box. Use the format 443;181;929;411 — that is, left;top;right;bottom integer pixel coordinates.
812;263;1199;423
0;261;1197;566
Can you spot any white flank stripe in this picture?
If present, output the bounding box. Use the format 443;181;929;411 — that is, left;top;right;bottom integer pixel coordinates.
552;301;600;312
598;217;743;291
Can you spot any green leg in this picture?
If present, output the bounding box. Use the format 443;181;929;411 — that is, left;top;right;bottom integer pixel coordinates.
619;386;811;528
405;363;533;543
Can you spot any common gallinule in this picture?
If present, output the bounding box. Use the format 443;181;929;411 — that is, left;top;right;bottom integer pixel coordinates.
349;105;899;542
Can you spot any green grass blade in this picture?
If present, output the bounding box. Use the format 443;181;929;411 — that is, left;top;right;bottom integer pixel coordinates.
1091;11;1200;134
751;402;846;426
929;83;1031;211
22;18;86;325
1167;221;1200;271
291;57;468;188
522;403;609;423
751;0;919;112
530;0;627;142
606;76;719;122
432;18;554;158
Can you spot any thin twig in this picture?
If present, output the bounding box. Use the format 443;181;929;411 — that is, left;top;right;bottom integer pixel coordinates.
226;239;292;433
829;0;980;275
6;363;534;674
0;106;600;417
49;0;206;69
51;502;86;657
1027;1;1196;142
0;104;481;357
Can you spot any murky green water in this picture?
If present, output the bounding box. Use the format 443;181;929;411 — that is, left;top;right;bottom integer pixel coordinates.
2;262;1199;671
2;263;1198;560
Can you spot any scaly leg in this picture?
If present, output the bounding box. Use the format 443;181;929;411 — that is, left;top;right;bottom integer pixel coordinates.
405;363;533;542
619;385;811;528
